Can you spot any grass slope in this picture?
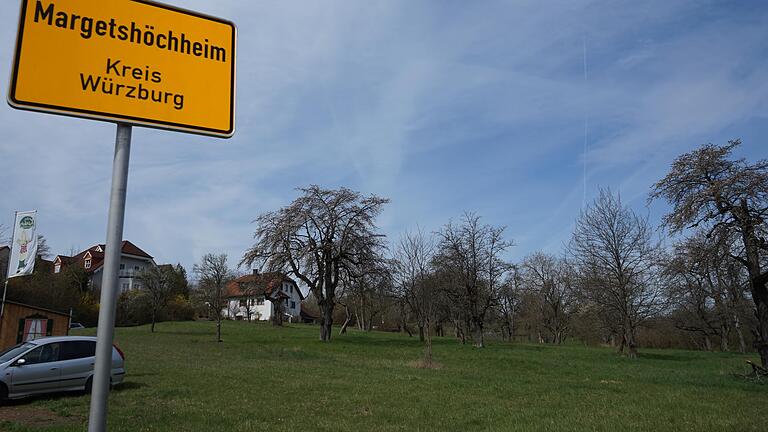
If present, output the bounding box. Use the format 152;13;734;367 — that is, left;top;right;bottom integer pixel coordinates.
0;321;764;431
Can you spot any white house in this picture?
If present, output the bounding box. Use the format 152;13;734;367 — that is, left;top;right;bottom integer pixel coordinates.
223;271;304;322
52;241;155;293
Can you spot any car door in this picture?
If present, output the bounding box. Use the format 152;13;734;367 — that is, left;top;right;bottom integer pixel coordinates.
59;341;96;390
9;342;63;395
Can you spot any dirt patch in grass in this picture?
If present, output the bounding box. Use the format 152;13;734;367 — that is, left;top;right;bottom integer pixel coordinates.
0;405;83;428
407;359;444;369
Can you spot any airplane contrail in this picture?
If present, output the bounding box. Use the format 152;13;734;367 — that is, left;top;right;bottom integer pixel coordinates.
582;36;588;210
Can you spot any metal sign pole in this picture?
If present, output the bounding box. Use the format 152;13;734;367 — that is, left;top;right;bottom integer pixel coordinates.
87;123;132;432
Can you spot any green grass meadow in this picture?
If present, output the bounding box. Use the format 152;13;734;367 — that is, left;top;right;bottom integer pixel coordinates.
0;321;765;431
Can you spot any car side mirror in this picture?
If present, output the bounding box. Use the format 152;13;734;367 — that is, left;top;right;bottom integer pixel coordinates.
14;358;26;367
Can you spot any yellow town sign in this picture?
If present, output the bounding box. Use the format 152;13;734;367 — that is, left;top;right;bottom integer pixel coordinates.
8;0;236;137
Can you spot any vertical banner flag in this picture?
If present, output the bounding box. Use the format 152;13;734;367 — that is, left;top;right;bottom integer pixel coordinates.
8;210;38;279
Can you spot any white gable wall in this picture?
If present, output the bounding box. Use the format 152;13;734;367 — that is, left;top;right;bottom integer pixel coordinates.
223;280;303;322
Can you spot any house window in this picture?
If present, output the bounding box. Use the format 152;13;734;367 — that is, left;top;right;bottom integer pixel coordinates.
134;282;142;289
239;299;247;307
84;259;91;269
54;264;61;273
290;286;293;294
134;266;140;271
284;299;289;307
121;283;129;292
256;296;264;305
119;264;125;270
291;301;296;310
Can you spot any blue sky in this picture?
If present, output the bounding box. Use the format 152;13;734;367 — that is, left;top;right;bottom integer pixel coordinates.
1;0;767;273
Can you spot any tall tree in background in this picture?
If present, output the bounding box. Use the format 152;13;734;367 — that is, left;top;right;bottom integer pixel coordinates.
194;253;233;342
434;213;512;348
138;265;175;333
570;189;666;358
666;231;749;352
393;229;438;364
651;140;768;366
36;235;51;260
498;265;522;342
338;260;391;334
241;185;389;342
521;252;576;344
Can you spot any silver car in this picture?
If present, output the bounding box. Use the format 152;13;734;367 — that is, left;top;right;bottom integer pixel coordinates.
0;336;125;401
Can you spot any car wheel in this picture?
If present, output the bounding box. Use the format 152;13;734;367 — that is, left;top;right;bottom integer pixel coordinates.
0;383;8;404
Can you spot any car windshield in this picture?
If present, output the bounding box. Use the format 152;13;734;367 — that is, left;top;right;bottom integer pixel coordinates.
0;342;36;363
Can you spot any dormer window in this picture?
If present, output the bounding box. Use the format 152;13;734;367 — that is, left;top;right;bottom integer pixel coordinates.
54;264;61;273
84;259;91;269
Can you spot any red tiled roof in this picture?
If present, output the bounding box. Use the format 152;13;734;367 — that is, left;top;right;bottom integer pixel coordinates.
120;241;153;259
225;272;303;300
55;240;152;273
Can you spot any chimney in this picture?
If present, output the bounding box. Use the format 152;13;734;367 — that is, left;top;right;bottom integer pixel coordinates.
252;268;259;275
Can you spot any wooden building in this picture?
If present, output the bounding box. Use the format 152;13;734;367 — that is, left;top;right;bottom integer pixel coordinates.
0;301;71;351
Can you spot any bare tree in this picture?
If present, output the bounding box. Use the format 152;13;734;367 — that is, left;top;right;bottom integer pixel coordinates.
338;261;392;334
651;140;768;366
138;265;175;333
36;235;51;260
569;189;666;358
666;231;749;352
194;253;233;342
521;252;576;344
0;223;9;245
393;229;439;364
241;185;389;342
268;291;287;327
235;280;260;323
434;213;513;348
498;265;522;342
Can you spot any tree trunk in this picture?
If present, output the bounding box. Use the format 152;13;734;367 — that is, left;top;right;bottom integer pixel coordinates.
471;318;484;348
755;300;768;368
272;300;284;327
454;320;465;344
418;324;425;342
719;327;729;352
151;309;156;333
738;201;768;368
423;319;433;367
703;334;712;352
216;318;222;343
339;305;353;335
625;326;638;358
319;299;334;342
734;313;747;354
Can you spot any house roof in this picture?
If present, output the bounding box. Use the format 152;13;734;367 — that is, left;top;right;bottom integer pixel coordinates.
1;300;70;318
300;304;319;320
225;272;304;300
54;240;153;273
